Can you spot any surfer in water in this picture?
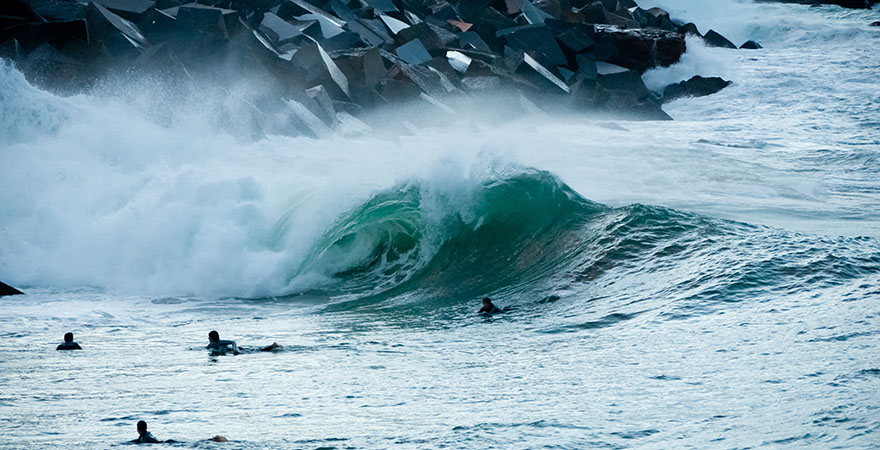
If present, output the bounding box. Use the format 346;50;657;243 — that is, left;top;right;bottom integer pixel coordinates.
56;332;82;350
131;420;175;444
478;297;502;315
206;330;281;355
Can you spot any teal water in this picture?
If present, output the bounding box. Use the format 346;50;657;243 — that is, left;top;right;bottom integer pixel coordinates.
1;1;880;448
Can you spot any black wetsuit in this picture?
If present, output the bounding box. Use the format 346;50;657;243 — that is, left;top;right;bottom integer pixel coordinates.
206;339;239;355
132;432;161;444
478;304;502;314
56;342;82;350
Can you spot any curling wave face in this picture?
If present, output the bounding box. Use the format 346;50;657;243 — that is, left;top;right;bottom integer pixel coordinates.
288;169;880;316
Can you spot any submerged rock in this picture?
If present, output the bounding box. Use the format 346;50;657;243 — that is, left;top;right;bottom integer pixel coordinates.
0;281;24;297
703;29;737;49
678;22;702;37
662;75;732;103
740;40;763;49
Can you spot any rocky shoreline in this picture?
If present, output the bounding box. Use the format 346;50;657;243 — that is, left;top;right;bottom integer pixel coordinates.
1;0;754;137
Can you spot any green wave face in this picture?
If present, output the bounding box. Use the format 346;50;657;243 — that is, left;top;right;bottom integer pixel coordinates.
293;170;607;305
290;168;880;315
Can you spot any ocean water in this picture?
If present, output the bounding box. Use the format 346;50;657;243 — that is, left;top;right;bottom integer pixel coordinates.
1;1;879;448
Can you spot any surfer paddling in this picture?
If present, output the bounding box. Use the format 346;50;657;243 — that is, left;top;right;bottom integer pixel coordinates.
206;330;281;355
131;419;226;444
56;332;82;350
478;297;502;315
131;420;176;444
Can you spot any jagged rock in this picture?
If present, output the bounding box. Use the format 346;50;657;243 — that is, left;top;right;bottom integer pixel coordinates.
333;47;387;105
94;0;155;22
461;75;502;91
678;22;701;37
346;19;391;47
520;0;553;24
470;6;517;49
395;22;443;51
0;20;88;53
286;98;333;138
497;24;568;68
598;69;651;100
594;25;686;72
456;31;491;52
137;8;176;43
0;0;731;124
321;31;368;52
377;77;422;102
424;57;460;88
593;85;671;120
379;14;409;35
2;0;43;22
305;84;338;126
396;38;432;65
85;1;150;60
596;61;628;74
288;1;345;40
532;0;562;18
575;53;598;79
739;40;763;49
446;50;472;72
159;3;236;45
456;0;492;22
289;41;351;100
703;29;737;49
545;19;595;55
574;2;607;24
0;281;24;297
258;13;307;47
628;7;649;27
662;75;732;102
602;11;639;28
29;0;88;22
644;7;676;31
520;52;569;92
365;0;398;13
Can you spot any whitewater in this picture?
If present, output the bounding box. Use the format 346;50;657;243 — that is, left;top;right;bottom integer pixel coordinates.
1;1;879;448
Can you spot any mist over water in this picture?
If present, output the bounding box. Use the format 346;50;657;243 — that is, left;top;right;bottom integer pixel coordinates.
1;1;880;448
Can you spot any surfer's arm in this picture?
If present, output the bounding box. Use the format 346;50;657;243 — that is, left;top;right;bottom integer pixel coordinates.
223;340;240;354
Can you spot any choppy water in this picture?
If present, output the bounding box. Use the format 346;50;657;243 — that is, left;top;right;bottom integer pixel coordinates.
1;1;879;448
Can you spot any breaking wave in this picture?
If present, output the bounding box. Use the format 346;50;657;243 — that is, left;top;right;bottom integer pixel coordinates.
289;169;880;313
2;48;879;311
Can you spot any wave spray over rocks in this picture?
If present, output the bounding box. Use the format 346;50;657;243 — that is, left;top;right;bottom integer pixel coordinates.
1;0;757;132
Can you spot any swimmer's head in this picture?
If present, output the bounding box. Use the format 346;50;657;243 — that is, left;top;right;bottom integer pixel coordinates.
137;420;147;434
482;297;492;306
64;332;73;343
208;330;219;342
